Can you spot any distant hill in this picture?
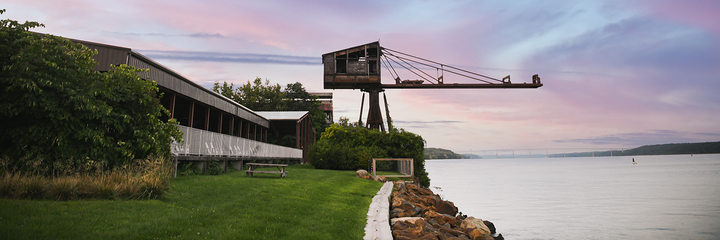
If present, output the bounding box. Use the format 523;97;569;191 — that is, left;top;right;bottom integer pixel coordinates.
425;148;463;159
549;141;720;157
621;141;720;156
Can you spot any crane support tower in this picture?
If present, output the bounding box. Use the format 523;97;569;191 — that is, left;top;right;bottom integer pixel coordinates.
322;41;543;131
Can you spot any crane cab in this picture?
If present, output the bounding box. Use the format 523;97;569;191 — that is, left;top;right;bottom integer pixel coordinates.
322;41;381;89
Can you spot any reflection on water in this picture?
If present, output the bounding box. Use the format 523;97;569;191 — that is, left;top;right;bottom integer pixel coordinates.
425;154;720;240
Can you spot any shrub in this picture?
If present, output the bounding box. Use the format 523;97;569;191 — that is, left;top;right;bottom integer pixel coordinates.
178;162;202;176
307;118;430;187
207;160;223;175
0;10;182;176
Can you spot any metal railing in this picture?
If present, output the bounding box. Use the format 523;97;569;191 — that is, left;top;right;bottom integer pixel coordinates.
171;126;302;159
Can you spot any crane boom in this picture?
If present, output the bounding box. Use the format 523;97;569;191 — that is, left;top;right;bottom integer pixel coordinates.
321;41;543;131
322;41;542;90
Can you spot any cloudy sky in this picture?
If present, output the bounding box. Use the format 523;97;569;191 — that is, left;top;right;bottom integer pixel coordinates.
4;0;719;152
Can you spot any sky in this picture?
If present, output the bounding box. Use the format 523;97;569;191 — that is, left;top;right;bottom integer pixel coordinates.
4;0;720;152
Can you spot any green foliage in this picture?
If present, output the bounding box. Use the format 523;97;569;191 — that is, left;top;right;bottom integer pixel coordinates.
308;117;430;187
177;162;202;176
212;79;330;141
207;160;223;175
213;78;285;111
425;147;463;159
0;11;182;174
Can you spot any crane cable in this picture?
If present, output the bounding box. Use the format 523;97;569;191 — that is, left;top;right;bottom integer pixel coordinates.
382;52;435;84
382;50;438;84
380;57;400;83
381;47;503;84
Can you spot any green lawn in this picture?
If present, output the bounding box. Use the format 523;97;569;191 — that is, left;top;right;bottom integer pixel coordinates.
0;164;383;239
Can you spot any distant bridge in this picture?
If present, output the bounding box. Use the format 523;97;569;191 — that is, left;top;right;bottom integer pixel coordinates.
456;148;632;159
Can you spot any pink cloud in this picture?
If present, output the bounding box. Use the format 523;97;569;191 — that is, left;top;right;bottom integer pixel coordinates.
631;0;720;38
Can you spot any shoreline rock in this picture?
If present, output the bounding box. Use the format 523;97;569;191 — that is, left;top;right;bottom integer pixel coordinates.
390;182;502;240
356;171;502;240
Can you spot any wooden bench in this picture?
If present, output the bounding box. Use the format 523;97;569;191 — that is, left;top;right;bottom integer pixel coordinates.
245;163;289;178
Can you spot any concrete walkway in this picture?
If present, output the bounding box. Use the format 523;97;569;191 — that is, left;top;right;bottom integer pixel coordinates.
363;181;394;240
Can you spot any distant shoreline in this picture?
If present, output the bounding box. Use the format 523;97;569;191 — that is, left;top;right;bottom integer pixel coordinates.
426;141;720;159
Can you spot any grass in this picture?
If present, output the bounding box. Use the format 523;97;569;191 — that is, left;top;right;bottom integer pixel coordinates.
0;157;172;200
0;164;383;239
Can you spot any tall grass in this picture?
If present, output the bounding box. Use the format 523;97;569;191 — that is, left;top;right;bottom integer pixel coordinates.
0;156;173;200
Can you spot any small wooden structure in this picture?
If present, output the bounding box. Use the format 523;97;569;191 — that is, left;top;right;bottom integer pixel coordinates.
245;163;289;178
371;158;414;179
322;41;381;90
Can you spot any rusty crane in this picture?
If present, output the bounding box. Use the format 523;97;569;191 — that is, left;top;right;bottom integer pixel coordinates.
322;41;543;131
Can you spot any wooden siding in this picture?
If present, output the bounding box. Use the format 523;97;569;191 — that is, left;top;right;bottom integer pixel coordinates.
127;53;269;128
70;38;269;129
77;40;130;72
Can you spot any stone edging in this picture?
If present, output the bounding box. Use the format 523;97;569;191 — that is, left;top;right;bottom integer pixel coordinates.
363;181;394;240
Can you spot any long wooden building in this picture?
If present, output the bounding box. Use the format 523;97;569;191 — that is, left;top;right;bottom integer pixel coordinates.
70;38;315;173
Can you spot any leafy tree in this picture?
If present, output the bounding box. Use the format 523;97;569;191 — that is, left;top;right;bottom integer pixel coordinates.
0;10;182;174
285;82;329;139
212;79;330;140
213;78;285;111
308;117;430;187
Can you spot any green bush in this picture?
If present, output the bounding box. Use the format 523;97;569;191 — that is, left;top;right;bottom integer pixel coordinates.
307;118;430;187
207;160;223;175
0;10;182;175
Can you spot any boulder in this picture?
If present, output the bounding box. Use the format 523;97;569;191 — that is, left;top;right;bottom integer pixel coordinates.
483;220;496;234
408;184;434;196
425;210;462;228
437;223;466;238
457;212;468;220
437;199;459;216
394;180;406;190
392;218;440;240
493;233;504;240
446;237;471;240
460;217;493;240
373;175;387;182
355;169;369;178
391;217;424;225
391;198;421;218
420;194;441;207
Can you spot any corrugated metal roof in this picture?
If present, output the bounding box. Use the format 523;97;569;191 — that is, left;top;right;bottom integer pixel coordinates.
256;111;309;121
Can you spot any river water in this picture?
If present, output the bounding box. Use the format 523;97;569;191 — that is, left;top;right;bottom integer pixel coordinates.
425;154;720;239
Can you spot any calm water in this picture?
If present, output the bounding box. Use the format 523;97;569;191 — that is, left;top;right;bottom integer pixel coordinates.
425;154;720;240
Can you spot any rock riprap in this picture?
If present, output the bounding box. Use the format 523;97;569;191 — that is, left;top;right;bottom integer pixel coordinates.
391;182;503;240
